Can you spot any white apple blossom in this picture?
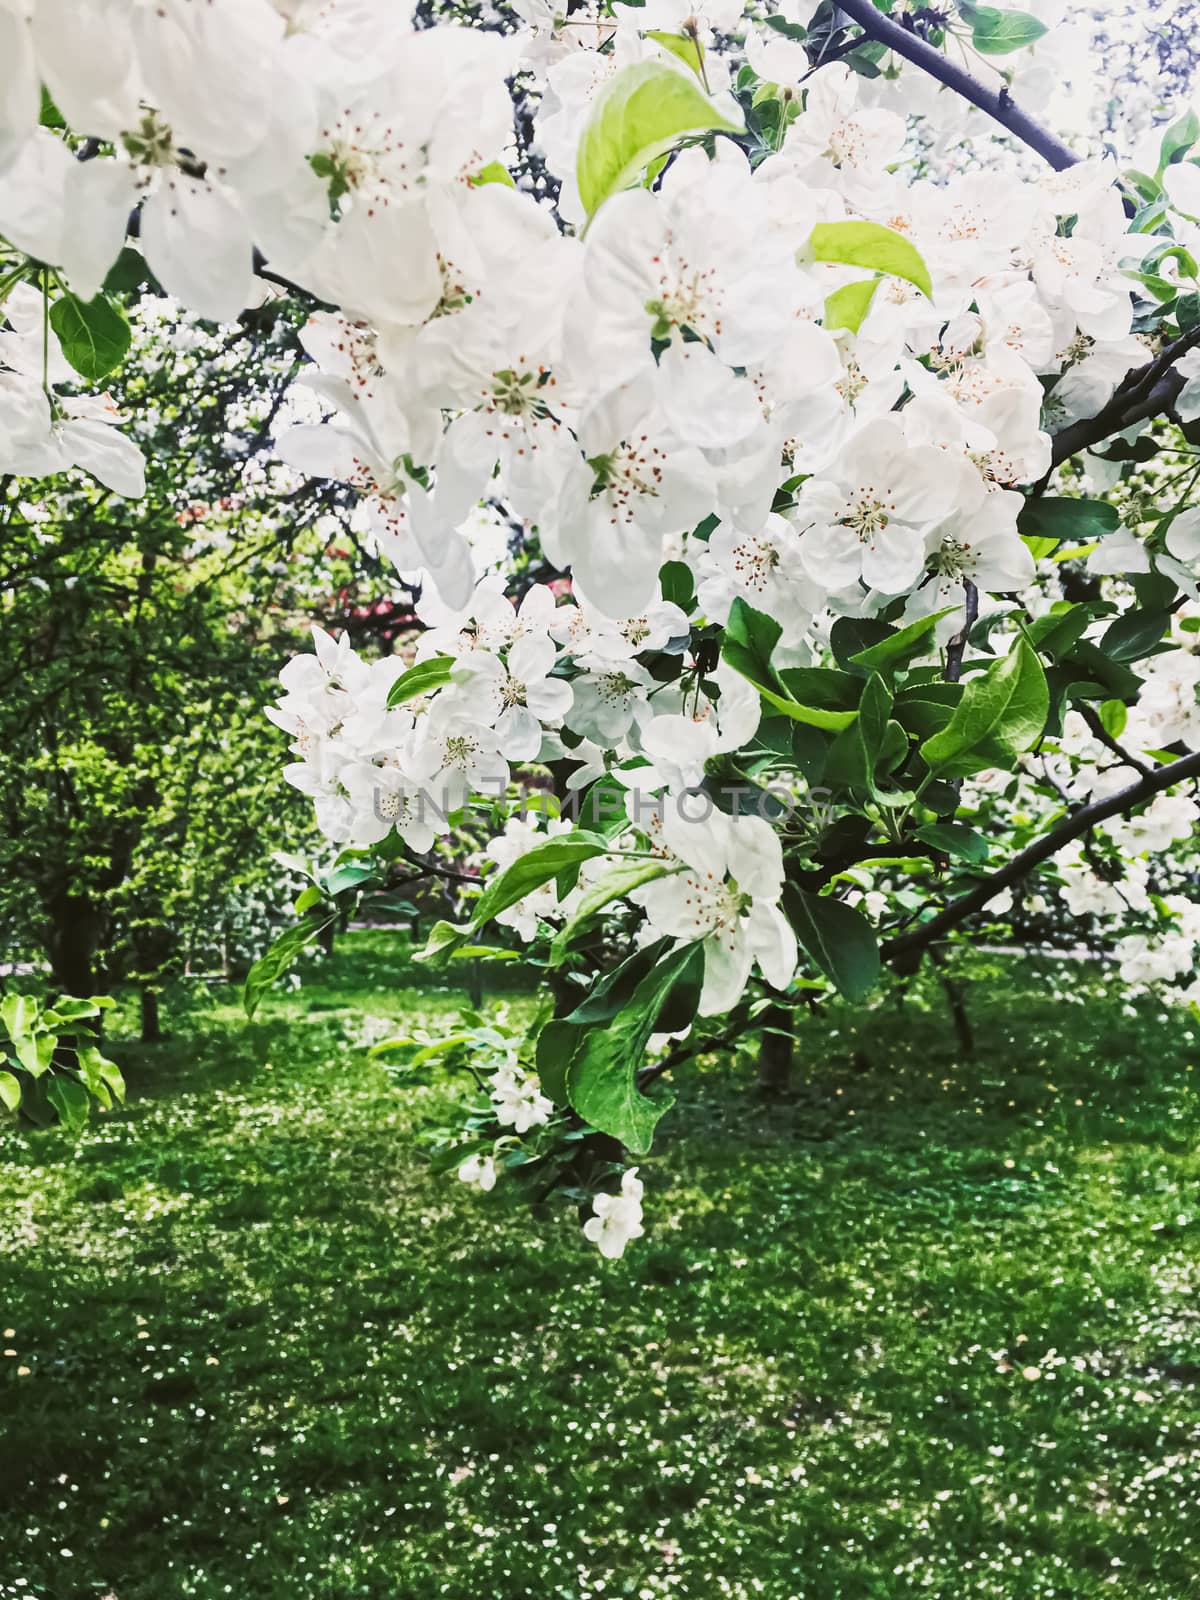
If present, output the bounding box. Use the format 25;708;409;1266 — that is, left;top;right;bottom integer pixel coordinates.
582;1166;645;1260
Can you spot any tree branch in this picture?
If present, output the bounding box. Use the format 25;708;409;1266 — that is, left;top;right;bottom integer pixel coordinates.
1076;702;1152;779
835;0;1080;170
1049;325;1200;466
944;580;979;684
882;745;1200;967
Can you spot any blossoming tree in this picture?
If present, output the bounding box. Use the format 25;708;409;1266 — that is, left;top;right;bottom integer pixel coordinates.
4;0;1200;1253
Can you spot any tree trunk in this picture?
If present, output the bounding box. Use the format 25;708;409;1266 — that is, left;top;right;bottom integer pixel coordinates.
45;892;101;997
466;959;484;1010
757;1005;793;1096
140;985;163;1043
929;947;974;1057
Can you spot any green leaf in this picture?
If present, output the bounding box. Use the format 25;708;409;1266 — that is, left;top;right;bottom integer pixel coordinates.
15;1032;55;1078
1027;602;1101;661
1161;110;1200;171
567;943;702;1152
243;912;336;1018
386;654;455;707
920;639;1049;778
0;1070;20;1113
763;12;807;40
576;61;743;219
785;888;880;1001
49;291;131;382
567;940;671;1025
103;245;160;296
46;1076;90;1132
1017;497;1120;542
1;994;38;1041
294;884;323;914
915;822;990;863
535;1019;582;1104
413;918;472;967
823;673;893;796
806;221;932;297
959;3;1047;53
847;608;956;676
1099;698;1128;739
646;29;706;79
893;684;962;740
468;160;515;188
549;858;674;962
471;832;612;931
1100;609;1169;663
775;666;861;709
658;558;696;612
76;1045;124;1107
725;598;858;729
824;278;878;333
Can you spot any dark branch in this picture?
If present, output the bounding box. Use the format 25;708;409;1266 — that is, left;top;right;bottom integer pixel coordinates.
835;0;1080;170
1049;326;1200;466
1076;703;1152;779
944;580;979;684
882;745;1200;967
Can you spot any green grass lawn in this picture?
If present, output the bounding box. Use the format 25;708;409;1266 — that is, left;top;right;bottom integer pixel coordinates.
1;932;1198;1600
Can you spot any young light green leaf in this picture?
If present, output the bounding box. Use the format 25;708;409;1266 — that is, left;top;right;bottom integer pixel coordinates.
806;221;932;297
959;3;1048;54
576;61;743;219
469;161;516;188
0;1069;20;1113
823;277;879;333
645;29;705;78
386;654;456;707
15;1032;55;1078
49;292;132;382
1099;698;1128;739
1;993;38;1041
413;918;472;967
920;639;1049;778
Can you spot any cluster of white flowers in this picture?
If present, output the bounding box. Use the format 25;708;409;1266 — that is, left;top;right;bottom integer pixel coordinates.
6;0;1200;1254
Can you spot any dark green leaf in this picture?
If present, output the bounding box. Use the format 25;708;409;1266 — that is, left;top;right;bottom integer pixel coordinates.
243;912;336;1018
386;654;456;707
49;292;131;382
567;943;701;1152
1017;497;1120;543
46;1076;90;1132
536;1019;582;1104
1100;609;1169;663
914;822;989;863
784;887;880;1001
